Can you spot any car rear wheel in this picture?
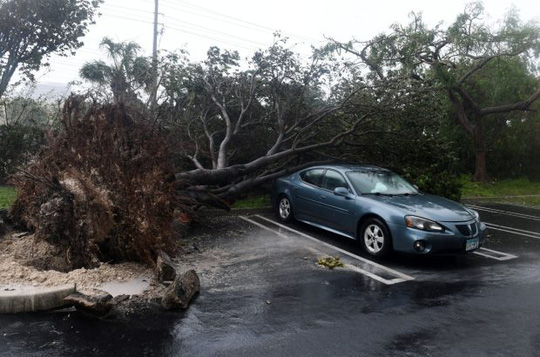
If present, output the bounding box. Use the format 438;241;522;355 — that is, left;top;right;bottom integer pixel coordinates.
277;196;294;222
361;218;391;257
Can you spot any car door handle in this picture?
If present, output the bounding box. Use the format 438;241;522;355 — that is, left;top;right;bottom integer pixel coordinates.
319;195;326;199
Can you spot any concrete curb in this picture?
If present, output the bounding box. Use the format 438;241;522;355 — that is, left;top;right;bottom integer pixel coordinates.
0;284;76;314
198;207;273;217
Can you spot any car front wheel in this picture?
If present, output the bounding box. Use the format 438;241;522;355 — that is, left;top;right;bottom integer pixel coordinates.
277;196;294;222
361;218;391;257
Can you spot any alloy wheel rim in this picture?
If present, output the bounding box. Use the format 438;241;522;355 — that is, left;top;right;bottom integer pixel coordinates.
364;224;384;253
279;198;290;219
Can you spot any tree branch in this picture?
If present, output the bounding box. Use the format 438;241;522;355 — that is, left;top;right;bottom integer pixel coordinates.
480;86;540;116
457;56;496;85
448;89;475;135
175;111;374;187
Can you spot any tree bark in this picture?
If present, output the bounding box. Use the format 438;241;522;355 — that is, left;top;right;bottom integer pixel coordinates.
472;117;489;182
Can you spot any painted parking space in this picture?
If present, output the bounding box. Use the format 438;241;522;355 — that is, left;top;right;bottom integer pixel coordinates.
241;215;415;285
463;202;540;260
472;247;518;261
241;210;524;286
484;222;540;240
467;203;540;235
467;203;540;221
469;203;540;252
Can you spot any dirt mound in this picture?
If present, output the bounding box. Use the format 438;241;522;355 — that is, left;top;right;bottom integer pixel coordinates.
0;233;154;293
9;97;178;271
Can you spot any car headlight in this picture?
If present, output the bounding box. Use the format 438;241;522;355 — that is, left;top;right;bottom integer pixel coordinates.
470;209;480;222
405;216;444;232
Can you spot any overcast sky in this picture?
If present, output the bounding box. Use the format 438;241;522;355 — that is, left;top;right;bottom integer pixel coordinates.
32;0;540;91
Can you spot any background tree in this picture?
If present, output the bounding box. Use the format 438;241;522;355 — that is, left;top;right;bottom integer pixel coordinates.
334;2;540;181
80;37;152;105
0;96;53;183
0;0;102;99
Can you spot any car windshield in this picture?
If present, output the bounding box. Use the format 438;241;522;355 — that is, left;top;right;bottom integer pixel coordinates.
346;170;418;195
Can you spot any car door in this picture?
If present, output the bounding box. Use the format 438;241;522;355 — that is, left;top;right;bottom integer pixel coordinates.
293;168;326;222
316;169;356;235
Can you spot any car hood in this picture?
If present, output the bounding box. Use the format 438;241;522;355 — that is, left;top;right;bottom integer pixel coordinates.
368;193;474;222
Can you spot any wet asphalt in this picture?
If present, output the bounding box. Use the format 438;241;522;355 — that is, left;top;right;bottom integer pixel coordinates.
1;202;540;356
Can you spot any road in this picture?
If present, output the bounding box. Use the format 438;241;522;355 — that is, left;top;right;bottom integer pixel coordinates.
1;202;540;356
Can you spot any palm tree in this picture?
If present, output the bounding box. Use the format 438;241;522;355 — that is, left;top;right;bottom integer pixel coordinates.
80;38;152;104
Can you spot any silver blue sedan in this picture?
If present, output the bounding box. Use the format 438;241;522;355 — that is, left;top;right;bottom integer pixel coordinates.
272;165;487;257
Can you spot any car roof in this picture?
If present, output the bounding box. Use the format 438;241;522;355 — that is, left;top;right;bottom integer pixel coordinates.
303;164;390;173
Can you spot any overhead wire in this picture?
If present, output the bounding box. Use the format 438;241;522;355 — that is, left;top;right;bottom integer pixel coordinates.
101;2;156;15
163;25;260;51
161;0;322;44
38;0;327;85
138;0;323;45
99;1;266;51
162;16;269;47
100;12;156;25
98;0;326;57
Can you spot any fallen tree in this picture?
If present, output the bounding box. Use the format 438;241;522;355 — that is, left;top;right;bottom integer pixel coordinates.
9;96;178;271
160;38;380;207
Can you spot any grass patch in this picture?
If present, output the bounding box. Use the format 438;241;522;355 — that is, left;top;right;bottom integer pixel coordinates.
0;186;17;209
231;195;270;209
461;176;540;208
499;197;540;207
461;177;540;197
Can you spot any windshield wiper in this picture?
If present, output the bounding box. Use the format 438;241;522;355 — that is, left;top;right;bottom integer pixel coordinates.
365;192;394;197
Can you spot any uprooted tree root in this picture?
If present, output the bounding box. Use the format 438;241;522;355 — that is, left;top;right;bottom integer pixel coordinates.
9;97;180;271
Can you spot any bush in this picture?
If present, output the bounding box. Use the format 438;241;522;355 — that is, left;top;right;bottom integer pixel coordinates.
0;124;45;184
403;169;463;202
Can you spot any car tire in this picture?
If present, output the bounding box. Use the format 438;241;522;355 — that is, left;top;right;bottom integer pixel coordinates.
360;218;391;257
277;195;294;223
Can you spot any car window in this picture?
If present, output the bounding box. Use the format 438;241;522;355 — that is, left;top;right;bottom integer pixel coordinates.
346;170;418;195
300;169;325;187
321;170;349;191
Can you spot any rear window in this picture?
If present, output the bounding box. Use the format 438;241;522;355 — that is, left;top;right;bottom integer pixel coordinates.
300;169;325;186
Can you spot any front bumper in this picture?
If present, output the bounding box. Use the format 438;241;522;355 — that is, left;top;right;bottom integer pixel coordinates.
389;219;487;255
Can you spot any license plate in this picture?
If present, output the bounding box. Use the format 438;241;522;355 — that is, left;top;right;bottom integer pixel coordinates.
466;238;479;251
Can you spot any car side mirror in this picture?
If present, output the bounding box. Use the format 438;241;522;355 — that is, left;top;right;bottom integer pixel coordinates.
334;187;352;198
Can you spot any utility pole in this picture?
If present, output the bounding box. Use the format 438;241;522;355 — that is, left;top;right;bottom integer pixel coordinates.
151;0;159;107
153;0;159;65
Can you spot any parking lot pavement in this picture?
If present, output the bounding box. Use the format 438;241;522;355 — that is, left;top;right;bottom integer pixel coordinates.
465;203;540;257
1;203;540;356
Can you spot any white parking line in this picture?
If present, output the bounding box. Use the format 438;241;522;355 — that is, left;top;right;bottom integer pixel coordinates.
473;247;518;261
485;223;540;240
467;204;540;222
240;215;414;285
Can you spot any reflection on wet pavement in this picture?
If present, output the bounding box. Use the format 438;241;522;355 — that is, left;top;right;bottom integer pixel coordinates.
1;204;540;356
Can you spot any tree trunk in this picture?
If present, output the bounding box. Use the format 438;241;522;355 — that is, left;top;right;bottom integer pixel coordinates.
472;117;489;182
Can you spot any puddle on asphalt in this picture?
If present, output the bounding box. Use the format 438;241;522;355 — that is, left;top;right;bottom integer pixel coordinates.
98;277;150;297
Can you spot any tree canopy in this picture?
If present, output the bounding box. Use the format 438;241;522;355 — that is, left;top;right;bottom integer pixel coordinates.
333;2;540;181
0;0;102;98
